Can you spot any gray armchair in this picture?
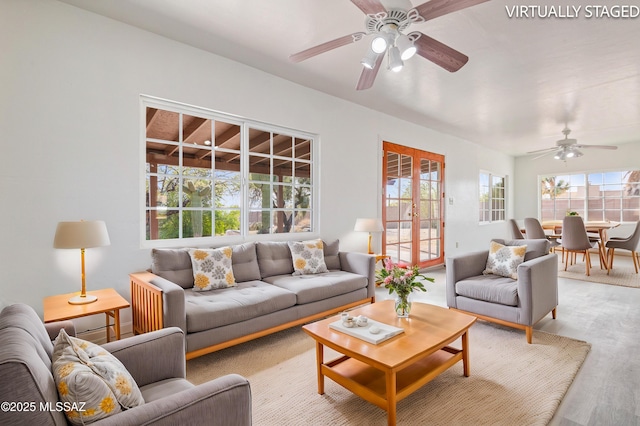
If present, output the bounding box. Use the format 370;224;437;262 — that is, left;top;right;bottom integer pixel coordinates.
0;303;252;426
446;239;558;343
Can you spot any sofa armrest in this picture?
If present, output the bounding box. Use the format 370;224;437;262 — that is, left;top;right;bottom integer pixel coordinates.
102;327;186;387
140;273;187;333
445;250;489;308
44;320;76;340
516;253;559;324
95;374;252;426
339;252;376;299
129;271;187;334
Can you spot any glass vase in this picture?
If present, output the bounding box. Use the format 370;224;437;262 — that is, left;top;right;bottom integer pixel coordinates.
394;293;412;318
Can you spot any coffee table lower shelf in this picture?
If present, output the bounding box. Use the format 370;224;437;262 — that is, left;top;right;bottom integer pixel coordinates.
319;345;463;411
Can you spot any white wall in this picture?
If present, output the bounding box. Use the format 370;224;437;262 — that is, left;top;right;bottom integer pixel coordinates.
514;140;640;237
0;0;513;330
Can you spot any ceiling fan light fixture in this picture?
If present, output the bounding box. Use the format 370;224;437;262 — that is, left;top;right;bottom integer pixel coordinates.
360;48;378;69
371;32;391;54
388;46;404;72
396;33;416;60
554;150;567;161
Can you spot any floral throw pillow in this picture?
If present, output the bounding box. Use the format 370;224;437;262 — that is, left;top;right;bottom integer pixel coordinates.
188;247;236;291
287;239;329;275
483;241;527;279
51;329;144;425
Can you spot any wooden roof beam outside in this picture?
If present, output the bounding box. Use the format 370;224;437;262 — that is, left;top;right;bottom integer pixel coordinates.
183;117;209;143
146;108;160;129
216;126;241;150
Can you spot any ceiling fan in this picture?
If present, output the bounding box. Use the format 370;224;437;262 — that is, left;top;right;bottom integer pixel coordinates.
289;0;491;90
528;128;618;161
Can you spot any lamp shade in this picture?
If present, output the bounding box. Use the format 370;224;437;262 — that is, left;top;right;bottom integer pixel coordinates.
54;221;111;249
354;218;384;233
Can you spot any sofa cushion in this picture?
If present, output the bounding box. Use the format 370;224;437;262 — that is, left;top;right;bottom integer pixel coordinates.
323;239;341;270
263;271;367;305
231;242;261;282
483;241;527;279
52;329;144;424
151;248;194;289
288;239;329;275
188;247;236;291
184;281;297;333
455;274;519;306
257;241;294;278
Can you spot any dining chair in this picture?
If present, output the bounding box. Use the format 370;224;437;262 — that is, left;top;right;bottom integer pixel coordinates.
509;219;525;239
524;217;561;255
524;217;547;239
605;220;640;274
560;216;598;276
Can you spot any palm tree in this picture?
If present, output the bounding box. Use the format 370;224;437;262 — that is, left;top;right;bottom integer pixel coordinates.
541;177;570;197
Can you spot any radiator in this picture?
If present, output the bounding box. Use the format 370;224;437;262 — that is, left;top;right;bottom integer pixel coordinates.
130;272;163;335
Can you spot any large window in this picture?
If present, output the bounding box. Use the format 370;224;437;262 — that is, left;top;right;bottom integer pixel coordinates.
479;171;506;223
540;170;640;222
143;96;316;244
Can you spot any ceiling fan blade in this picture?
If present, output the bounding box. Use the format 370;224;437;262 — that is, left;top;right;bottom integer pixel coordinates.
526;147;557;154
289;32;366;63
356;54;384;90
575;144;618;150
413;32;468;72
414;0;491;21
531;151;557;160
350;0;387;15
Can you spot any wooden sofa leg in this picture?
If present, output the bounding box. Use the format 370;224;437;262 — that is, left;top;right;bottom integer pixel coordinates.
552;307;557;319
526;327;532;344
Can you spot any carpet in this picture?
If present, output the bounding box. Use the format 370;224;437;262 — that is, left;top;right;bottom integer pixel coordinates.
187;321;591;426
557;253;640;288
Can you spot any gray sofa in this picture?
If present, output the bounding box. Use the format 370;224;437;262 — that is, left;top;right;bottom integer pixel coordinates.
446;239;558;343
0;303;251;426
130;240;376;359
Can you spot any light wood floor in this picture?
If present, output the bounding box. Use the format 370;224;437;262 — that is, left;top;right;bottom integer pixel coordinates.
376;254;640;426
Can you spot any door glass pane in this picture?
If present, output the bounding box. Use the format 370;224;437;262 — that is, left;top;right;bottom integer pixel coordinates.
384;145;443;268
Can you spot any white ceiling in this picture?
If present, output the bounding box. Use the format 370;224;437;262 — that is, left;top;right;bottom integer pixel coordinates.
58;0;640;157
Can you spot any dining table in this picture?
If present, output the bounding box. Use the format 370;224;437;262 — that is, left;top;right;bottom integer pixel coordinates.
541;220;620;269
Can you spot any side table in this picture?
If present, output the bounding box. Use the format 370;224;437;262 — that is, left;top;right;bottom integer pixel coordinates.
374;254;391;286
43;288;130;342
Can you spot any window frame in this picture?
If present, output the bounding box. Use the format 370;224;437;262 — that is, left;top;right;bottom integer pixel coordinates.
140;95;320;248
479;170;507;224
539;169;640;223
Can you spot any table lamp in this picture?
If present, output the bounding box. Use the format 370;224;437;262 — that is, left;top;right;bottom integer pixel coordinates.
354;218;384;254
53;220;110;304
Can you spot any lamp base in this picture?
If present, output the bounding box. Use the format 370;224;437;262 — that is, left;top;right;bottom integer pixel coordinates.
68;294;98;305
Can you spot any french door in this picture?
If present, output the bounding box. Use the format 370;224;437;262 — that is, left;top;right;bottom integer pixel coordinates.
382;142;445;268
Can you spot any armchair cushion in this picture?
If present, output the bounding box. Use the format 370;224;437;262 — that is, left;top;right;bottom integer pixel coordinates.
492;238;551;261
455;274;519;306
52;329;144;424
483;241;527;279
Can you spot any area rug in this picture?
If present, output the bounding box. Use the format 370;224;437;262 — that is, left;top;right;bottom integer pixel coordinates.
557;254;640;288
187;322;590;426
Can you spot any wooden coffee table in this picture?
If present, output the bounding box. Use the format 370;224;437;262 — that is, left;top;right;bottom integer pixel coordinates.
302;300;476;426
